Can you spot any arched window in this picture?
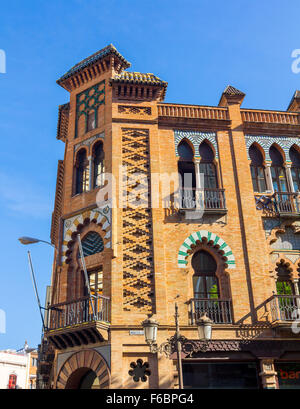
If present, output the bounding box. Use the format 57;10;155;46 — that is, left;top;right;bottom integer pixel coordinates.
79;232;104;258
290;146;300;192
275;260;298;320
93;142;105;188
178;140;194;161
192;250;219;298
276;261;294;295
75;149;89;194
80;232;104;298
84;268;103;298
270;145;287;192
87;110;96;132
178;140;196;208
249;144;267;192
8;374;17;389
199;141;218;189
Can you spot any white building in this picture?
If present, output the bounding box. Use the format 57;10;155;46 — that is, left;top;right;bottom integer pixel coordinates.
0;342;37;389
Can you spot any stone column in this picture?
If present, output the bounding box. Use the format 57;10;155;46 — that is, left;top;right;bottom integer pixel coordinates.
293;279;300;315
259;359;278;389
265;163;274;193
88;155;93;191
286;163;295;192
194;160;202;210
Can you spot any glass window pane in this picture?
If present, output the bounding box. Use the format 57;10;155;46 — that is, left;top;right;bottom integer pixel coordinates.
193;276;205;297
206;276;219;298
87;111;96;131
258;178;266;192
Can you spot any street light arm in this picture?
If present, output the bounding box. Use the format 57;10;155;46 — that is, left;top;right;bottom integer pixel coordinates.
18;236;58;253
36;240;58;253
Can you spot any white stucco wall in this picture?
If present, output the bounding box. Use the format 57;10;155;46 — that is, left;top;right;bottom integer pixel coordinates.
0;352;30;389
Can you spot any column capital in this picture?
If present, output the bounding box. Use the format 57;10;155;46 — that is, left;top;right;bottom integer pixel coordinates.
259;359;278;389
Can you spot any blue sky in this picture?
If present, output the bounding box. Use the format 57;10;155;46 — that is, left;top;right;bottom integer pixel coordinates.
0;0;300;349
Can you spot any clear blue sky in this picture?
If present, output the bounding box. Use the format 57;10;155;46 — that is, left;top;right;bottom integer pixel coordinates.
0;0;300;349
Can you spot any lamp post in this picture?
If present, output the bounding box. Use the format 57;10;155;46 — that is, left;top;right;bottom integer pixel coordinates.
18;236;58;332
142;303;213;389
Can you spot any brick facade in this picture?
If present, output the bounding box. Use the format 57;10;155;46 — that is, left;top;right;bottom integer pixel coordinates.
42;44;300;389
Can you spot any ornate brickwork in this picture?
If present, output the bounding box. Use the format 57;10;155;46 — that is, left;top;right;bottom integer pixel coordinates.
177;230;236;268
122;128;155;313
50;160;64;245
56;103;69;140
75;80;105;137
118;105;151;115
174;130;218;159
245;135;299;162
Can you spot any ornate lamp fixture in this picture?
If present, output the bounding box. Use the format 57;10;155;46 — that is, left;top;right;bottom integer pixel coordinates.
142;303;213;389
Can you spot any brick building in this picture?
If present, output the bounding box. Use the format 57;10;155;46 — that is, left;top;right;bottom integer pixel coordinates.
40;44;300;389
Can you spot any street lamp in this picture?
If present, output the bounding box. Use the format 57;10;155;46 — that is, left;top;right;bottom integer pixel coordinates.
18;236;58;333
18;237;56;250
142;303;213;389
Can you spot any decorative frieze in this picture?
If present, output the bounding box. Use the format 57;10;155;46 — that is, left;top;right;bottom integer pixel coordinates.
118;105;151;115
61;207;111;264
174;130;218;159
245;134;299;162
74;132;104;153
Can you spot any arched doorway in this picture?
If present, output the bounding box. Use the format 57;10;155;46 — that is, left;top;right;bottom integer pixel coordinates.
56;349;110;389
65;368;100;389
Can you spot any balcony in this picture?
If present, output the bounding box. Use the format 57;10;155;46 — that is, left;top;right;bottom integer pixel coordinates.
274;192;300;216
269;294;300;323
179;188;227;215
188;298;233;325
255;192;300;217
46;295;110;350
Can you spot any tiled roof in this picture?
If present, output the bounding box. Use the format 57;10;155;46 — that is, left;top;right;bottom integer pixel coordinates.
293;90;300;99
57;44;131;84
223;85;245;96
112;71;168;87
287;90;300;111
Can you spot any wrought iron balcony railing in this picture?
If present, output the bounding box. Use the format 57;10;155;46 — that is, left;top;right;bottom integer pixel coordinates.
47;295;110;331
189;298;233;325
269;294;300;322
273;192;300;214
179;188;226;211
255;192;300;215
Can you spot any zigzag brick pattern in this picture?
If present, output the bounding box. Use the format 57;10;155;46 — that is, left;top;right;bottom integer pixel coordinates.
121;128;154;312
